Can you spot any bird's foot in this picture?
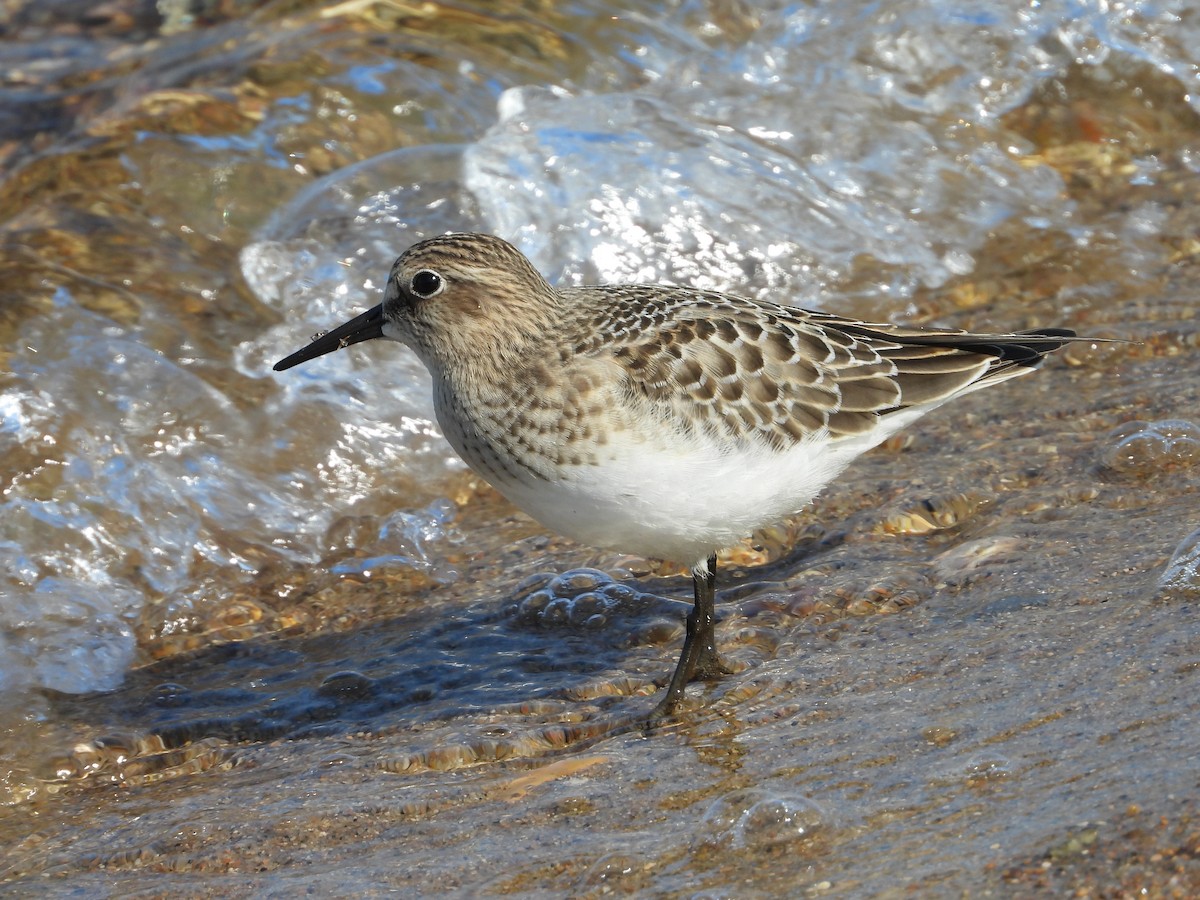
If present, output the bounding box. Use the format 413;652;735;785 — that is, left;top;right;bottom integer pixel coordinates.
690;644;733;682
644;696;679;728
643;649;731;728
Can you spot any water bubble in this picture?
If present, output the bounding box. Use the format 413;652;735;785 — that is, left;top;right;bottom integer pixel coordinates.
564;591;614;626
598;581;642;605
152;683;190;708
316;671;375;700
698;787;827;851
547;568;611;594
963;755;1013;786
1098;419;1200;478
542;596;571;626
1157;526;1200;599
579;853;648;891
509;569;646;631
515;589;553;624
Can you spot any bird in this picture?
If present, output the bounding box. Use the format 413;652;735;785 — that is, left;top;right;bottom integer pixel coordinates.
274;232;1078;721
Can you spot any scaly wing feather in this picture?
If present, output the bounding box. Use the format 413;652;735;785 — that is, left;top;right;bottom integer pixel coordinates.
566;285;1074;450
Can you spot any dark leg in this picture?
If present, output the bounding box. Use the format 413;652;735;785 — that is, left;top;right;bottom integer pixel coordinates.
649;554;730;721
691;554;733;681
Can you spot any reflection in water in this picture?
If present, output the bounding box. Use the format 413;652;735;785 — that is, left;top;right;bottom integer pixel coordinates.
1;0;1199;895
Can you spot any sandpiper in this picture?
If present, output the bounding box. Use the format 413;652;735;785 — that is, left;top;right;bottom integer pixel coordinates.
275;232;1077;720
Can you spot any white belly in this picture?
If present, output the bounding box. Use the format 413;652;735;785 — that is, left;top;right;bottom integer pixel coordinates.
492;422;898;568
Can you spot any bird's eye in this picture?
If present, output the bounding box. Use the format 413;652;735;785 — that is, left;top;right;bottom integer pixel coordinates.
410;270;444;299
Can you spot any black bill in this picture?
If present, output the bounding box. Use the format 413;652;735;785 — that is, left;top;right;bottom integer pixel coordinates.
273;304;385;371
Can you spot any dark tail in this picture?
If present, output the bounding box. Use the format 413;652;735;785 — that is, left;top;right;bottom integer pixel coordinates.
837;324;1079;367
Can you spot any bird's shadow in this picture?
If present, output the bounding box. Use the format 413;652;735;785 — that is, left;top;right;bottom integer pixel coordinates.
43;530;841;773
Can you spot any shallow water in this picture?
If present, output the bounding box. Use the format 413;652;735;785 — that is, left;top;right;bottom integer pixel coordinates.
2;0;1199;894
